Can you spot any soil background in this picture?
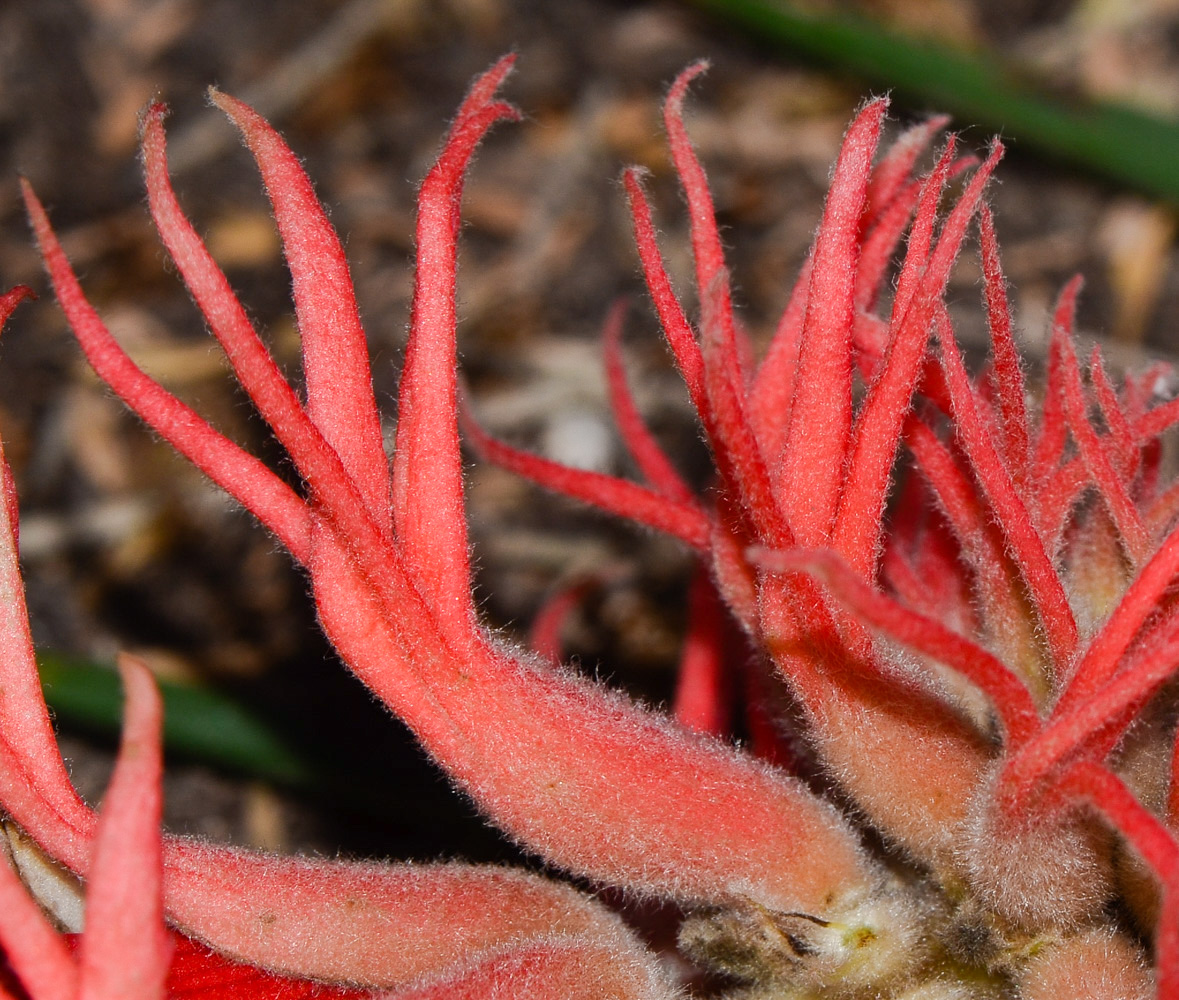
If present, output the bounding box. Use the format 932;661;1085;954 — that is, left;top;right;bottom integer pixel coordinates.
0;0;1177;875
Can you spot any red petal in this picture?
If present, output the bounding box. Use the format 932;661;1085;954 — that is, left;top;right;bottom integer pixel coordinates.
779;98;887;545
601;301;695;505
210;91;391;527
672;569;734;736
1052;762;1179;1000
22;179;313;565
392;61;519;623
67;932;372;1000
835;141;1001;575
939;313;1078;671
459;399;712;551
755;547;1039;747
78;657;170;1000
978;205;1030;484
1054;292;1149;564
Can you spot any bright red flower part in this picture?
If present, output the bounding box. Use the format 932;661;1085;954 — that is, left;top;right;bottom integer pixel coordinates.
1;54;1178;998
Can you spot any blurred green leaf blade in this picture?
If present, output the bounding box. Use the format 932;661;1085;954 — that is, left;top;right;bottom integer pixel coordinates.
684;0;1179;203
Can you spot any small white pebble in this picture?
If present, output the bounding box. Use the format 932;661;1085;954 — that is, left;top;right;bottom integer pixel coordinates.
541;408;615;473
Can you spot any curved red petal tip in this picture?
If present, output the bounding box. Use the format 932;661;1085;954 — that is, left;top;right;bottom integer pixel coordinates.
666;59;710;106
1058;273;1085;318
78;652;170;999
458;53;517;116
205;88;252;125
782;95;888;545
139;100;169;135
865;112;951;216
0;286;34;331
623;164;651;187
862;94;890;118
485;50;518;77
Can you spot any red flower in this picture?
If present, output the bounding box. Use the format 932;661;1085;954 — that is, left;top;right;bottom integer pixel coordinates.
3;55;1179;998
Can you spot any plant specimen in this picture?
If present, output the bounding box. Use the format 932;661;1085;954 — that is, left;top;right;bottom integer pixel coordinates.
1;52;1178;998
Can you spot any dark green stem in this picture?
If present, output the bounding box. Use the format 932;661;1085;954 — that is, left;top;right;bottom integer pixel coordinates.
38;651;319;787
683;0;1179;203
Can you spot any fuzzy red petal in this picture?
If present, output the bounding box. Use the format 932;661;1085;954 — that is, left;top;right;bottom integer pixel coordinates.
0;850;77;1000
0;399;96;862
939;314;1078;670
978;205;1031;484
210;90;391;526
22;180;313;564
308;525;873;915
601;301;695;505
382;936;672;1000
1002;620;1179;808
778;98;886;545
1089;345;1137;476
1059;518;1179;712
748;253;810;459
1054;291;1149;564
622;169;709;437
663;62;725;309
835;142;1001;575
854;177;921;313
1055;763;1179;1000
906;416;1049;699
756;547;1039;746
460;400;712;551
698;274;790;544
864;114;950;220
77;656;171;1000
392;65;519;621
140;103;377;560
1030;315;1069;490
672;569;734;736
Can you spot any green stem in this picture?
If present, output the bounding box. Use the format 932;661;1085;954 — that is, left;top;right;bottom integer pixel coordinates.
683;0;1179;204
38;651;320;788
37;652;514;853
